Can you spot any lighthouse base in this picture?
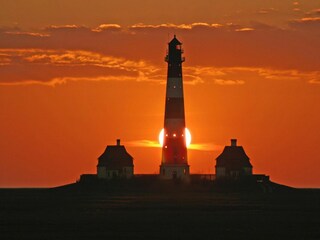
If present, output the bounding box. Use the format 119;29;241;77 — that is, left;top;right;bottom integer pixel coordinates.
159;164;190;182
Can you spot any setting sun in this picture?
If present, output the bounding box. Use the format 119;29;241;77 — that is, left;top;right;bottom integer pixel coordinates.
159;129;164;147
185;128;191;147
159;128;191;148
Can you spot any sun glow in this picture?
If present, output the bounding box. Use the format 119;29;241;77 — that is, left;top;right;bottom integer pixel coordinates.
159;128;165;147
185;128;191;147
159;128;191;148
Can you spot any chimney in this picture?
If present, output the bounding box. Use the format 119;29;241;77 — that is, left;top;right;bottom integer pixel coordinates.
231;139;237;147
116;139;120;146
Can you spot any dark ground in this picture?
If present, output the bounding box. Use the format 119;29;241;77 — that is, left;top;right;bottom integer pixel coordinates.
0;181;319;240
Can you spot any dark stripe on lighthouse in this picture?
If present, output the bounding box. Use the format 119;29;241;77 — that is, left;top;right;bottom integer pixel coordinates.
168;64;182;77
164;98;185;119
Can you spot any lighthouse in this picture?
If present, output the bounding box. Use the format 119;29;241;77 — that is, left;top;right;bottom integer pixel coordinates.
160;35;190;181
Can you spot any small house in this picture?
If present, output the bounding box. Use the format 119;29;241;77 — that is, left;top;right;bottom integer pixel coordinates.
215;139;252;179
97;139;134;179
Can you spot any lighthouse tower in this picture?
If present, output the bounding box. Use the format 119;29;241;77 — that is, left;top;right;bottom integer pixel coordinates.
160;35;190;181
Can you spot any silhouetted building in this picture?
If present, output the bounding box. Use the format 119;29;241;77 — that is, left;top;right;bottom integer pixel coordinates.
160;35;190;181
97;139;134;179
215;139;253;179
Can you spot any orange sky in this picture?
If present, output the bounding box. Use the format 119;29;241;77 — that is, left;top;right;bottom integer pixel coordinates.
0;0;320;187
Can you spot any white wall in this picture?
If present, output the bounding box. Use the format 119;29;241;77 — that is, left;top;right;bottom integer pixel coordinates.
97;166;134;179
160;164;190;181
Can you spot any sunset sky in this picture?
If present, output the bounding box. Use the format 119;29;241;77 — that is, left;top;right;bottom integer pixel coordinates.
1;0;320;187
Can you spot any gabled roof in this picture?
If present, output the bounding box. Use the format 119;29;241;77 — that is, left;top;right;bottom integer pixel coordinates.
169;35;182;46
98;143;133;168
216;140;252;168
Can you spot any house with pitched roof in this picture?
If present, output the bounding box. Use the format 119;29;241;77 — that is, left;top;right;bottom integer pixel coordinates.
215;139;253;179
97;139;134;179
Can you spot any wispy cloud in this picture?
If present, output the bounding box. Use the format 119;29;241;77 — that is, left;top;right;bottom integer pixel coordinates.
46;24;81;30
257;8;278;14
290;16;320;30
4;31;50;37
130;22;223;30
126;140;160;148
185;66;320;85
311;9;320;15
235;28;255;32
0;48;162;85
188;143;223;151
183;74;205;85
22;49;152;72
125;139;222;152
0;74;163;87
214;79;245;85
1;20;319;72
1;48;319;86
294;17;320;23
0;19;319;86
0;53;11;65
256;68;320;82
93;24;122;32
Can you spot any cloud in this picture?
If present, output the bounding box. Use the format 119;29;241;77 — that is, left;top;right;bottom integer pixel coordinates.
1;48;319;86
230;67;320;83
0;74;162;87
129;22;254;32
126;140;160;148
0;48;163;85
235;27;255;32
184;66;234;85
93;24;122;32
0;21;319;85
309;79;320;84
4;31;50;37
257;8;278;14
46;24;81;30
125;139;222;152
184;66;226;77
183;74;205;85
22;49;151;71
188;143;223;151
294;17;320;23
0;53;11;66
129;22;223;30
311;9;320;15
0;48;159;71
214;79;245;85
290;17;320;30
187;66;320;85
130;23;191;29
256;68;301;81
